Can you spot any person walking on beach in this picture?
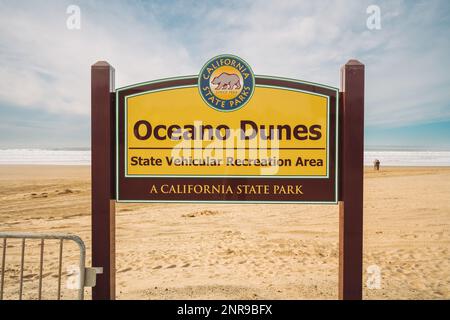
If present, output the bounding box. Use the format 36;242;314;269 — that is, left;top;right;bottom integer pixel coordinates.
374;159;380;171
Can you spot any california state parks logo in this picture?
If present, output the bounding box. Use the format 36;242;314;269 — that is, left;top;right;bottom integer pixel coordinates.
199;54;255;112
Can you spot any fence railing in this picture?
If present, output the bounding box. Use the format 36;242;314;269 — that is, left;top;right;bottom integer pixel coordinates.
0;232;100;300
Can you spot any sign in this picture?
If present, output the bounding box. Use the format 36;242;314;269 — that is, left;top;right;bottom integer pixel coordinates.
92;58;364;300
116;55;338;203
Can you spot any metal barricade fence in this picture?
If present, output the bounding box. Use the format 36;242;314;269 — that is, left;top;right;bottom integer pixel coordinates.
0;232;100;300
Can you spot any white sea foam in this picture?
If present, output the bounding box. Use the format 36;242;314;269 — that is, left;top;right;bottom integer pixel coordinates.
0;149;90;165
364;151;450;166
0;149;449;166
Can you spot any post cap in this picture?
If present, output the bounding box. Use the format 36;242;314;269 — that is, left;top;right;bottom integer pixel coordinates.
92;61;112;67
345;59;364;66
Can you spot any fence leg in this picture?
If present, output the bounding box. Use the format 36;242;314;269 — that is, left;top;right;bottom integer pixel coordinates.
0;238;6;300
19;238;25;300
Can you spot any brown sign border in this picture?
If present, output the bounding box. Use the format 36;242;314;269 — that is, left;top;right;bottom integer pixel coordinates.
115;76;339;203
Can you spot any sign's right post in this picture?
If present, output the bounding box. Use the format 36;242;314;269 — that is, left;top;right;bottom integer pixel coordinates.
339;60;365;300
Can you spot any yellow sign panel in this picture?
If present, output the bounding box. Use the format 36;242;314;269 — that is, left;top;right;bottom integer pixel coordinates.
125;86;329;177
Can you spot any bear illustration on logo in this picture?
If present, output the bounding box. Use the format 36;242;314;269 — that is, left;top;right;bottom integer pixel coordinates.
211;72;242;90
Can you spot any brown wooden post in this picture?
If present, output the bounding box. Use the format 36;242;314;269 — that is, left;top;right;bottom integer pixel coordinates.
339;60;364;300
91;61;116;300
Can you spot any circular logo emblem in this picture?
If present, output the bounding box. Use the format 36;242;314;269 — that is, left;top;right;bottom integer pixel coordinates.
198;54;255;112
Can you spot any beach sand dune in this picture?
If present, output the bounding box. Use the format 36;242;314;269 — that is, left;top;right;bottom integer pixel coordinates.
0;165;449;299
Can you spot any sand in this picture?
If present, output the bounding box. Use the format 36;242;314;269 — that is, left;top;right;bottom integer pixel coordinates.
0;165;449;300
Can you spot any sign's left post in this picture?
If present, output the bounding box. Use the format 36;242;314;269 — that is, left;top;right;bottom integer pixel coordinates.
91;61;116;300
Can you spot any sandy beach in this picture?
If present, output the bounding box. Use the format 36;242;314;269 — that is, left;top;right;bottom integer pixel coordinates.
0;165;449;300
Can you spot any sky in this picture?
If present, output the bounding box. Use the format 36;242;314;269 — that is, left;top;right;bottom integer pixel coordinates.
0;0;449;149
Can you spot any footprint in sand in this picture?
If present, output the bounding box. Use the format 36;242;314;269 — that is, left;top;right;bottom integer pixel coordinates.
400;234;418;240
31;192;48;198
57;189;74;195
225;248;235;255
166;264;176;269
182;210;220;218
431;232;444;240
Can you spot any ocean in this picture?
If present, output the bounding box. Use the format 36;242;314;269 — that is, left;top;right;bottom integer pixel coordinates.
0;148;449;166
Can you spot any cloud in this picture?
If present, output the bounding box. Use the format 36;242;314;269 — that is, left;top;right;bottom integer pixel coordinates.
0;0;449;130
185;0;450;127
0;0;194;116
